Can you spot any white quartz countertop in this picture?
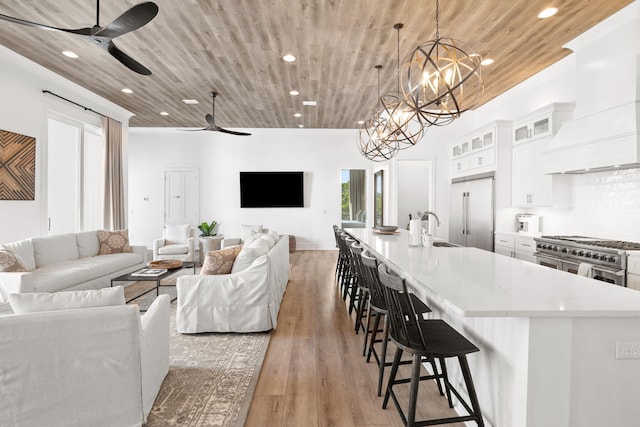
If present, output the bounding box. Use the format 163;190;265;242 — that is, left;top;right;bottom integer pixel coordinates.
347;228;640;318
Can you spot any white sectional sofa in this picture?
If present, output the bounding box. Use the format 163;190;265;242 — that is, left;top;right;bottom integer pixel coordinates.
176;234;289;333
0;290;170;427
0;231;146;302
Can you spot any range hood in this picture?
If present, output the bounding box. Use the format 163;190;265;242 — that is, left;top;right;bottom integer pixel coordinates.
543;4;640;174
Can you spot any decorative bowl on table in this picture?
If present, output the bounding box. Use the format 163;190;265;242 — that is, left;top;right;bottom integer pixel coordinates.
148;260;183;269
373;225;399;234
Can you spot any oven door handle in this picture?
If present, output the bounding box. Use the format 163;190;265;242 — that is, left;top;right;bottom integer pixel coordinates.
534;253;559;261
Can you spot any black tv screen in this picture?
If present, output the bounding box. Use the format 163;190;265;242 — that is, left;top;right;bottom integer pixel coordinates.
240;171;304;208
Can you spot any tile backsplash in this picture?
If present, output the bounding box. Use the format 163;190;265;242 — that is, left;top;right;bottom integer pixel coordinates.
533;168;640;242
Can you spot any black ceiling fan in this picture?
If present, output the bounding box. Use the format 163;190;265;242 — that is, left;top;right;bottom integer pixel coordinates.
0;1;158;75
189;92;251;136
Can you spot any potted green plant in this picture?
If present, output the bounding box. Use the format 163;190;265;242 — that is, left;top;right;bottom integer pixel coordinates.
198;220;218;237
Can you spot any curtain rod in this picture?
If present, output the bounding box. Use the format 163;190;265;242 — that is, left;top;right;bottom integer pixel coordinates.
42;90;106;118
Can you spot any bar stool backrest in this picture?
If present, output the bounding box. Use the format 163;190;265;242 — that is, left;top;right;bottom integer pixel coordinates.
377;263;429;351
349;242;367;289
360;251;386;311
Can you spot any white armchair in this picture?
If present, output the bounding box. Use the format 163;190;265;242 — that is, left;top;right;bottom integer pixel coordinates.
153;223;195;262
0;293;170;426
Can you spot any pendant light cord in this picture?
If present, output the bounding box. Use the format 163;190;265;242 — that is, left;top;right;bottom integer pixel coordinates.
396;26;401;94
435;0;440;40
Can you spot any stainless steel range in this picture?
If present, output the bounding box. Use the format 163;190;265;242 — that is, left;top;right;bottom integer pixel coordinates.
534;236;640;286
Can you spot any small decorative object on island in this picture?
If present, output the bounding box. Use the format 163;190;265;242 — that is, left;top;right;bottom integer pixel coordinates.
198;220;218;237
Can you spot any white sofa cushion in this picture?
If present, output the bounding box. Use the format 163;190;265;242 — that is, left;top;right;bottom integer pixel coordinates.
231;239;270;273
241;224;263;241
3;238;36;271
164;224;190;245
8;286;125;314
32;233;79;268
76;231;100;257
158;244;189;255
30;253;144;293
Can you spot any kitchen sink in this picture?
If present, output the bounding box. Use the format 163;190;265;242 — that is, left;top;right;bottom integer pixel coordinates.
433;241;457;247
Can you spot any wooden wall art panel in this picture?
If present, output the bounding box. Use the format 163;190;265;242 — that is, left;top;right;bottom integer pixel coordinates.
0;129;36;200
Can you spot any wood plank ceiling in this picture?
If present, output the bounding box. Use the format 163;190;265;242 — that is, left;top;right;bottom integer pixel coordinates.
0;0;633;128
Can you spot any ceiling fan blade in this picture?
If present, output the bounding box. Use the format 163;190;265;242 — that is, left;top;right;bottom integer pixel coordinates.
107;41;152;75
0;12;93;35
205;114;215;128
216;127;252;136
94;2;159;38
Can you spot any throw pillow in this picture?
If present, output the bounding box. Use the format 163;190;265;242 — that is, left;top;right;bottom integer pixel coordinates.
32;233;79;268
2;238;36;271
241;224;263;241
231;238;270;273
257;234;276;249
243;232;265;246
76;231;100;257
201;246;243;275
164;223;190;245
0;247;26;272
268;230;280;242
97;229;132;255
8;286;125;314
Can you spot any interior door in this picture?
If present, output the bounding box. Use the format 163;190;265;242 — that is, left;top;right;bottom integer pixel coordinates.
164;169;199;225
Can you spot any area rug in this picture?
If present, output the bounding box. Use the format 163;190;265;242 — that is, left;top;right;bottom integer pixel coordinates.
138;295;270;427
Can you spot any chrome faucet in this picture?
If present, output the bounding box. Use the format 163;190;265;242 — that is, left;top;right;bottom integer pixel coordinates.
418;210;441;227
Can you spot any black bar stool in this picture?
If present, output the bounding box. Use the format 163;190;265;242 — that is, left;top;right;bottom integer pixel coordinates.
348;241;371;335
377;263;484;427
359;250;432;396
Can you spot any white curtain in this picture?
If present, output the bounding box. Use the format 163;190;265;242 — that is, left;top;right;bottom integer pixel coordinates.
102;117;125;230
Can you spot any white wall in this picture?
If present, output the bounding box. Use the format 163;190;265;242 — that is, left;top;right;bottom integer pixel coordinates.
0;44;132;244
128;128;373;249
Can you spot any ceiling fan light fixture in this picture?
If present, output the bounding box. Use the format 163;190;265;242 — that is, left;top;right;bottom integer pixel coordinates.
62;50;78;58
282;54;296;62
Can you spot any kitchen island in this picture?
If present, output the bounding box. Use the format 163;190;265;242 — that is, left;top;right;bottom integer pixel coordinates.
347;228;640;427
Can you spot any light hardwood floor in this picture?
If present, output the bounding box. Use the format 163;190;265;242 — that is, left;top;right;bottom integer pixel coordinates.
245;250;468;427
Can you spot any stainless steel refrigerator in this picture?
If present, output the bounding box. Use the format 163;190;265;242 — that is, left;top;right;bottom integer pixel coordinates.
448;176;494;251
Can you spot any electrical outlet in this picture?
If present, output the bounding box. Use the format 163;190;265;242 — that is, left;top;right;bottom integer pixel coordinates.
616;342;640;359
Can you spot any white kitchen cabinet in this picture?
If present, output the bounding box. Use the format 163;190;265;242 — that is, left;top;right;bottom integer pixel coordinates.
512;104;573;207
450;121;511;180
628;274;640;292
494;232;537;264
512;103;573;145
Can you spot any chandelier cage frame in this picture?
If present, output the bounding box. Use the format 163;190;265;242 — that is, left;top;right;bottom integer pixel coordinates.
400;0;484;126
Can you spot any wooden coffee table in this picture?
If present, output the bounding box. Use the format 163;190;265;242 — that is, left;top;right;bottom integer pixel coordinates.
111;262;195;304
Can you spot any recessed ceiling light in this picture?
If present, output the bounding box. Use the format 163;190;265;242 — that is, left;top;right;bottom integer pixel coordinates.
294;113;302;118
358;120;365;125
121;88;133;94
289;90;300;96
298;124;304;128
303;100;317;106
538;7;558;19
182;99;199;104
480;58;494;66
282;54;296;62
62;50;78;58
160;111;169;116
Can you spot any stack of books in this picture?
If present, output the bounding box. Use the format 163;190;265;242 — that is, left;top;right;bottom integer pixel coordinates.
131;268;168;277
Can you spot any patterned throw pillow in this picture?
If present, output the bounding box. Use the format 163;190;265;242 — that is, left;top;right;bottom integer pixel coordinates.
97;229;132;255
0;247;27;272
201;246;243;275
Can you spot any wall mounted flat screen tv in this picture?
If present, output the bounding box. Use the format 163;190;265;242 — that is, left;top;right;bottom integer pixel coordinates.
240;171;304;208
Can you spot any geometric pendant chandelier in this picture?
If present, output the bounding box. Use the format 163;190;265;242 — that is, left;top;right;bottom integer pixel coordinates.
377;23;426;150
401;0;484;126
357;65;399;162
